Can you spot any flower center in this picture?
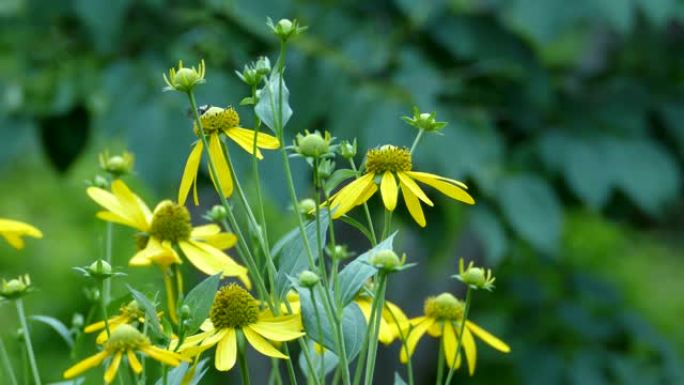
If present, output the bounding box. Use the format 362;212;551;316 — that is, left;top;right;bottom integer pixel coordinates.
365;145;412;174
195;106;240;135
148;201;192;243
209;284;259;329
424;293;464;321
120;300;145;322
105;324;149;352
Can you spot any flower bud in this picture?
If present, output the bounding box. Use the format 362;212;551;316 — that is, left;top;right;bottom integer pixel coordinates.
205;205;228;223
92;175;110;189
0;275;32;300
454;258;495;291
297;198;316;216
298;270;320;288
72;313;84;329
88;259;113;279
401;106;447;132
370;250;402;272
237;65;260;87
180;304;192;320
99;150;134;177
267;18;306;42
339;139;357;159
328;245;353;260
255;56;271;76
163;60;206;93
296;132;328;158
316;159;335;181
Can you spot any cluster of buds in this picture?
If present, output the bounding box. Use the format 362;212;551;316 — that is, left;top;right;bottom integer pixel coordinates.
236;57;272;87
401;106;447;132
99;150;134;177
267;18;307;42
0;274;32;300
163;60;206;93
454;258;496;291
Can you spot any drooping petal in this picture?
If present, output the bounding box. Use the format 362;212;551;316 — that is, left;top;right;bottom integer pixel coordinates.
443;322;458;369
191;225;237;250
396;173;433;206
63;350;109;379
329;173;376;218
127;350;143;374
179;241;250;288
110;180;153;228
84;314;127;333
466;321;510;353
225;127;281;158
215;329;237;371
405;171;469;189
0;219;42;249
380;172;398;211
406;172;475;205
400;182;426;227
178;141;204;206
129;238;181;267
141;346;185;366
354;182;378;206
462;326;477;375
249;315;304;342
104;351;123;383
400;317;435;363
383;301;409;342
208;133;234;198
1;234;25;249
243;327;288;359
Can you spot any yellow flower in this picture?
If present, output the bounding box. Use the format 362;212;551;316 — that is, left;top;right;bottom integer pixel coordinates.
84;300;157;344
355;296;408;345
0;218;42;249
400;293;510;375
179;106;280;205
328;145;474;227
175;284;304;371
87;180;250;287
64;324;185;383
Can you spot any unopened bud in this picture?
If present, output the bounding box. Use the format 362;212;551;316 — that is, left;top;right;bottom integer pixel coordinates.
298;270;320;288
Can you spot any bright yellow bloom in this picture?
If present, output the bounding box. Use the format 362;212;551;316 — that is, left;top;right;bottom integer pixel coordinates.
400;293;510;375
84;300;156;344
87;180;250;287
355;296;409;345
0;218;42;249
179;106;280;205
64;324;185;383
175;284;304;371
328;145;474;227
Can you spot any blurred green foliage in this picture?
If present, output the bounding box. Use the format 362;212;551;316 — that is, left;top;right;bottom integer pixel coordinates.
1;0;684;384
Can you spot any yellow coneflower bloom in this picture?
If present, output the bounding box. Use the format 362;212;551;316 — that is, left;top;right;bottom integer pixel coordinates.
175;284;304;371
179;106;280;205
64;324;185;383
87;180;250;287
328;145;474;227
400;293;510;375
0;218;42;249
85;300;159;344
355;296;409;345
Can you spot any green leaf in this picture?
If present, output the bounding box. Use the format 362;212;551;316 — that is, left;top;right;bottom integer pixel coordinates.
255;72;293;133
324;169;357;195
338;215;375;245
394;373;408;385
29;315;73;348
336;232;396;306
297;285;366;361
497;175;562;254
273;211;329;299
298;340;339;377
154;358;210;385
180;274;221;334
127;285;163;339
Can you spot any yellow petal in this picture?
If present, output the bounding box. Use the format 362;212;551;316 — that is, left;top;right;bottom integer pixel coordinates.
249;316;304;342
400;183;426;227
84;314;126;334
63;350;109;379
396;173;433;206
110;180;153;228
129;238;181;267
0;219;42;237
104;351;123;384
329;173;376;218
191;225;237;250
462;326;477;375
127;350;143;374
443;322;458;369
225;127;281;154
215;329;237;371
380;172;398;211
179;241;250;288
243;327;288;359
466;321;510;353
355;298;372;321
208;133;234;198
406;171;469;189
178;141;204;206
406;172;475;205
400;317;434;363
354;182;378;206
383;301;409;341
141;346;185;366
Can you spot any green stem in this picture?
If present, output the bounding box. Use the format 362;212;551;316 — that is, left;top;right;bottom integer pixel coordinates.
385;308;414;385
363;273;387;385
237;332;251;385
381;210;393;241
0;337;18;385
15;300;40;385
99;280;111;337
348;159;377;246
435;324;445;385
250;84;270;246
409;129;425;154
443;288;473;385
104;221;113;304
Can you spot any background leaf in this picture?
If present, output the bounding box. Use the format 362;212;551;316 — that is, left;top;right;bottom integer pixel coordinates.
180;274;220;334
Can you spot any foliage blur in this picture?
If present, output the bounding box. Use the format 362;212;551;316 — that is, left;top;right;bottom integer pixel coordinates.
1;0;684;384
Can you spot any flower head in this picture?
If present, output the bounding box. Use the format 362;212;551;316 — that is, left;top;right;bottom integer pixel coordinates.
0;218;42;249
0;274;32;300
87;180;250;286
64;324;186;383
163;60;206;92
454;258;495;291
400;292;510;375
84;300;158;344
175;284;304;371
328;145;474;227
179;106;280;205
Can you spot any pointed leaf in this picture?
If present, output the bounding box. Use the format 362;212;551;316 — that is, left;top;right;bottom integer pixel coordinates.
181;274;221;334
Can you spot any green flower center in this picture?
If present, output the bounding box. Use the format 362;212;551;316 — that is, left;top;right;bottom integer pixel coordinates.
105;324;149;352
195;106;240;134
148;201;192;243
365;145;412;174
209;284;259;329
424;293;464;321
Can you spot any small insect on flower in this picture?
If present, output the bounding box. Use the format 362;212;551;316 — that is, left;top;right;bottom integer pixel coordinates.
173;284;304;371
327;145;474;227
0;218;42;250
64;324;186;384
400;293;510;375
179;106;280;205
87;180;250;286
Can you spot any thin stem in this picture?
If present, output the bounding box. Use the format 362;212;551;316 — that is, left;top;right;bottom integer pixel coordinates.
381;210;393;241
385;308;414;385
237;332;252;385
443;288;473;385
363;274;387;385
268;358;283;385
15;300;41;385
281;344;298;385
250;84;270;245
104;221;113;303
348;159;377;246
409;129;425;154
435;324;445;385
163;269;178;324
99;281;111;337
0;337;18;385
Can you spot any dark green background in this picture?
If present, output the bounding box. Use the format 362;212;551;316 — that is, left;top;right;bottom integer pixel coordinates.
1;0;683;384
